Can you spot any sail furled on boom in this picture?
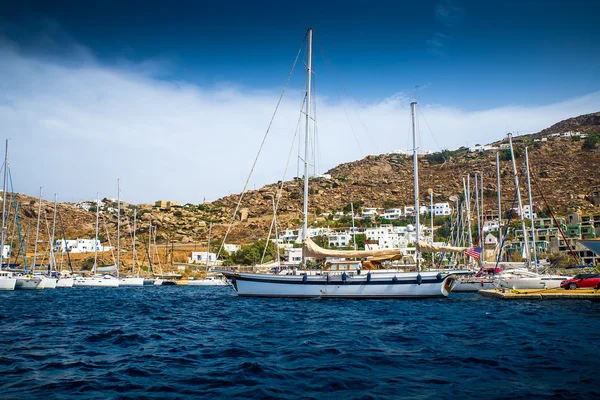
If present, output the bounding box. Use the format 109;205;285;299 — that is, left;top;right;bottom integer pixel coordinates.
303;237;402;259
416;241;468;253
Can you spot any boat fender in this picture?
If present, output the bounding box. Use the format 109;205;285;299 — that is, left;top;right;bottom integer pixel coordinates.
392;276;398;283
327;274;332;284
302;274;308;283
367;272;372;282
436;273;443;281
342;272;348;283
481;280;484;287
416;274;422;285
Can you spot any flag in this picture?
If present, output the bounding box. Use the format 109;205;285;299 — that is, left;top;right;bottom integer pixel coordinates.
465;247;482;259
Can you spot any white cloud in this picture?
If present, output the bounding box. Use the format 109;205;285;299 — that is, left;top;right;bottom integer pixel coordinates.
1;42;599;204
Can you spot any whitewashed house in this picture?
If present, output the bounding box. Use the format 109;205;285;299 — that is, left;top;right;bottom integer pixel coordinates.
434;202;452;216
55;239;109;253
189;251;222;265
382;208;403;219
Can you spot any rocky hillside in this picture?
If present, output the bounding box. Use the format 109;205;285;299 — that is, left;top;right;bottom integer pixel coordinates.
5;112;600;262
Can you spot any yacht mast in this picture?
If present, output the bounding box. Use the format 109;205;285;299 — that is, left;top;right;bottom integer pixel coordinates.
508;133;530;267
49;194;58;272
93;193;100;274
350;202;357;250
0;139;8;270
32;187;43;272
132;207;137;274
117;179;121;278
411;101;421;272
525;147;538;272
302;28;313;246
496;152;501;234
474;173;481;246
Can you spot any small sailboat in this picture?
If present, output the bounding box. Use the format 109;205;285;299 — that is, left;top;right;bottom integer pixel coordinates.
218;29;458;298
0;140;16;290
73;192;119;287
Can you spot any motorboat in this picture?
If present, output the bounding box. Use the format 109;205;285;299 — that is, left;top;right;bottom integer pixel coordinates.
493;268;571;290
187;275;228;286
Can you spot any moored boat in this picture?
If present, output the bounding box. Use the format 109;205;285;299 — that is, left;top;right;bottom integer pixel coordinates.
15;276;42;290
73;274;119;287
0;270;16;290
187;275;228;286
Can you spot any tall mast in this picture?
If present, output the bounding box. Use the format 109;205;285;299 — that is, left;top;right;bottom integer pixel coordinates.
474;173;481;246
206;222;212;268
117;179;120;278
148;221;153;275
49;194;58;272
508;133;530;267
32;187;43;272
411;101;421;272
93;193;100;274
496;152;502;233
350;202;357;250
0;139;8;270
132;207;137;274
302;28;313;245
525;147;538;273
429;191;434;243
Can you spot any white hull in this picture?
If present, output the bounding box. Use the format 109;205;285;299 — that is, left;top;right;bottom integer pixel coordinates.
56;278;74;288
219;271;456;298
453;279;495;292
187;278;228;286
73;276;119;287
0;278;16;290
495;276;567;290
40;277;58;289
153;279;164;286
15;277;42;290
119;277;145;286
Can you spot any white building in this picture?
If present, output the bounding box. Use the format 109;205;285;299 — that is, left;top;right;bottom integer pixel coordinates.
382;208;403;219
223;243;241;254
434;202;452;216
1;245;10;261
361;208;379;218
285;247;303;264
188;251;222;265
483;220;501;233
328;233;352;247
55;239;109;253
513;205;537;220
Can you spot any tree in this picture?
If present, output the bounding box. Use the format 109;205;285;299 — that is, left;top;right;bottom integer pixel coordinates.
582;134;599;150
228;239;277;265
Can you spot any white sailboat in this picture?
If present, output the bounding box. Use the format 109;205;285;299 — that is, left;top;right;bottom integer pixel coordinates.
493;136;570;290
0;139;16;290
73;192;119;287
218;29;458;298
30;187;57;289
118;186;143;287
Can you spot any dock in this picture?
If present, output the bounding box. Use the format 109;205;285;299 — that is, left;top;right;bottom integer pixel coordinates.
479;288;600;301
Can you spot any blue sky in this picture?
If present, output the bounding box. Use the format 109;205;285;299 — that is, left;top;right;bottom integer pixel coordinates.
1;0;599;203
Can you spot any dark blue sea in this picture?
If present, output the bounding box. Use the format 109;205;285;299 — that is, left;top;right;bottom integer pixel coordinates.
1;287;598;399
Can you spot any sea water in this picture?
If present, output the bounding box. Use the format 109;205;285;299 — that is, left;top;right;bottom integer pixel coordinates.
1;287;598;399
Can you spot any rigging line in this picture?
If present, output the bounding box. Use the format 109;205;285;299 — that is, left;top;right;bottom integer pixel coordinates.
102;212;117;266
8;169;26;269
529;168;579;263
315;37;380;154
418;107;443;154
216;31;307;261
260;95;306;264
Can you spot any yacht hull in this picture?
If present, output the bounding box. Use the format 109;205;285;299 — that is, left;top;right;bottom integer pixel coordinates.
119;277;145;286
453;279;495;292
40;277;58;289
219;271;456;298
15;277;42;290
73;276;119;287
495;276;567;290
187;279;228;286
56;278;74;288
0;278;16;290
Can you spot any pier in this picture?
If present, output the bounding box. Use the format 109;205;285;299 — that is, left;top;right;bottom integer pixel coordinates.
479;288;600;301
